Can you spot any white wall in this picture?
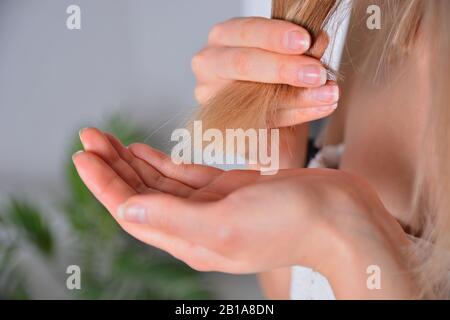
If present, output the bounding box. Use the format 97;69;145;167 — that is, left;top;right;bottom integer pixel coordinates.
0;0;241;194
242;0;271;17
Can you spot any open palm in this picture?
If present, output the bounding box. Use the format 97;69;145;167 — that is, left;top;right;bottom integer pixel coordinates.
74;128;312;273
73;128;405;276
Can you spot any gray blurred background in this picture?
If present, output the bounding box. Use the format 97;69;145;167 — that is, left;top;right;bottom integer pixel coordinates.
0;0;273;299
0;0;271;192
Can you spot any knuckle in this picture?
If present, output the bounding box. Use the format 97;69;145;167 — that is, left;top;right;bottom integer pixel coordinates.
97;175;119;200
191;50;207;75
208;22;225;44
209;199;241;257
277;56;308;84
276;57;288;82
211;223;238;255
153;212;172;232
194;85;211;104
293;88;310;105
152;199;176;232
230;49;251;76
277;56;295;83
238;17;262;42
209;201;241;255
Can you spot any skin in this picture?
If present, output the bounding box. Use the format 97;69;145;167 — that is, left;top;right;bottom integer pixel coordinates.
72;15;429;299
73;128;416;299
190;16;430;298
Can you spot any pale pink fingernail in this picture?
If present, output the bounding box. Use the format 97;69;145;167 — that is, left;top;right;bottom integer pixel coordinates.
312;85;339;103
72;150;84;161
118;205;147;223
316;104;338;113
284;30;310;51
298;65;327;85
78;127;88;143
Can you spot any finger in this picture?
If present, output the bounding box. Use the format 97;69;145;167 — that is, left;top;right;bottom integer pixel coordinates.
79;128;148;193
129;143;223;189
72;151;228;271
120;224;232;272
196;46;327;88
72;151;137;215
117;193;228;251
194;81;230;105
270;80;338;127
208;17;311;54
134;165;195;198
278;81;339;109
104;133;194;198
274;103;337;128
103;132;136;163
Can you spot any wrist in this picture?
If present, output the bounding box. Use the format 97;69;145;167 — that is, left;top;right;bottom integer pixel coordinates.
316;206;417;299
290;173;417;298
329;234;418;299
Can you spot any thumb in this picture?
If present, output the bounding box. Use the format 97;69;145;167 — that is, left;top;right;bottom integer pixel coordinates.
117;194;225;245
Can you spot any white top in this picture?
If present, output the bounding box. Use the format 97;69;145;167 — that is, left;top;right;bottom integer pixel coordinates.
290;266;336;300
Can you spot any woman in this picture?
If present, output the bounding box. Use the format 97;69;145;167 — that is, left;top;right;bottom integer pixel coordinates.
72;0;450;299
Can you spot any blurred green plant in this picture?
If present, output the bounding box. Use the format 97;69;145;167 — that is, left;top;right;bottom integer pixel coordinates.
0;114;211;299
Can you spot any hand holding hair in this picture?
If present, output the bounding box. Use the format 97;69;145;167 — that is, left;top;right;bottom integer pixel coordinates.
192;0;341;130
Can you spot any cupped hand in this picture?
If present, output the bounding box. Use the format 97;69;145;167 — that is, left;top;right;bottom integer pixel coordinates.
192;17;340;127
73;128;413;292
74;127;316;273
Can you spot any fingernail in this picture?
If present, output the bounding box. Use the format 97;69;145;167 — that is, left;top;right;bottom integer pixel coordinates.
118;205;147;224
72;150;84;160
285;30;310;51
311;85;339;103
299;65;327;85
78;127;87;144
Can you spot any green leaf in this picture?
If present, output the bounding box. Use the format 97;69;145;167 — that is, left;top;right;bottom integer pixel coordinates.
110;249;212;299
0;219;30;299
103;114;146;145
5;199;54;257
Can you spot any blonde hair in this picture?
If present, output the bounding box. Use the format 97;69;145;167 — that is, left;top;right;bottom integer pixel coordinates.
192;0;450;298
411;0;450;298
